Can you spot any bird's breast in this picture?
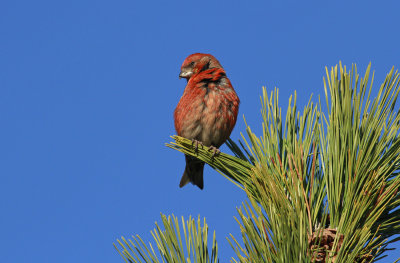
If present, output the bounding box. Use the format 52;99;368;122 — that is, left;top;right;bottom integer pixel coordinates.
174;76;239;147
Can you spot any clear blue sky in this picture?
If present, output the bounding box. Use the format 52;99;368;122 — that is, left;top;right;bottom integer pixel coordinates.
1;1;399;262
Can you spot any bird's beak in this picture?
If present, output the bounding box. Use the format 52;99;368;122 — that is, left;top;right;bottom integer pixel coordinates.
179;71;192;79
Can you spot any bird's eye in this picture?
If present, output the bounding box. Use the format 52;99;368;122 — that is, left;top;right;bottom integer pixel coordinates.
189;62;195;66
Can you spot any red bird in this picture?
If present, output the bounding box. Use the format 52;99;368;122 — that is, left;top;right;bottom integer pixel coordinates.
174;53;240;189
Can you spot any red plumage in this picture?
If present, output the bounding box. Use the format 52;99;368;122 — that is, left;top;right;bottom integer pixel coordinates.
174;53;240;189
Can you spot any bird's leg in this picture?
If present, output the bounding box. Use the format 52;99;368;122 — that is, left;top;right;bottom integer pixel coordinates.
208;145;221;159
191;139;204;152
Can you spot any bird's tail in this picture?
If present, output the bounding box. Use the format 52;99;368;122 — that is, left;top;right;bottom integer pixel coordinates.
179;155;205;190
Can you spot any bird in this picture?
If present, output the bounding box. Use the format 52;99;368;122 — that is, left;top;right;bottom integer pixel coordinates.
174;53;240;189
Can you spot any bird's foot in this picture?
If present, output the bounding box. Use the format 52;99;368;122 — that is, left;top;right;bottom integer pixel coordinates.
208;146;220;159
191;139;204;152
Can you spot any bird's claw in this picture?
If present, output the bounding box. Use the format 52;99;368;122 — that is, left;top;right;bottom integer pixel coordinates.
191;140;204;152
208;146;220;159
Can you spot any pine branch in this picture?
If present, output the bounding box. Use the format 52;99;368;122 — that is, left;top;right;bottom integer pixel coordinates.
166;136;254;192
114;214;219;263
118;63;400;263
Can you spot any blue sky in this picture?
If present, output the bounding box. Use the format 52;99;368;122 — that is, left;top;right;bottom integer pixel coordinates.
1;1;400;262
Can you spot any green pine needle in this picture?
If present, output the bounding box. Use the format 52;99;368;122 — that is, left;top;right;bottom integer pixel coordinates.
116;63;400;262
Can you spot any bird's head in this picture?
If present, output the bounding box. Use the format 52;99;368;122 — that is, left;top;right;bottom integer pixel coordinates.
179;53;223;80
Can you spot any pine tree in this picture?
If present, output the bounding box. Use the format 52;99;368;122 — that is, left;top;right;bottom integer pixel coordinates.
115;63;400;262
